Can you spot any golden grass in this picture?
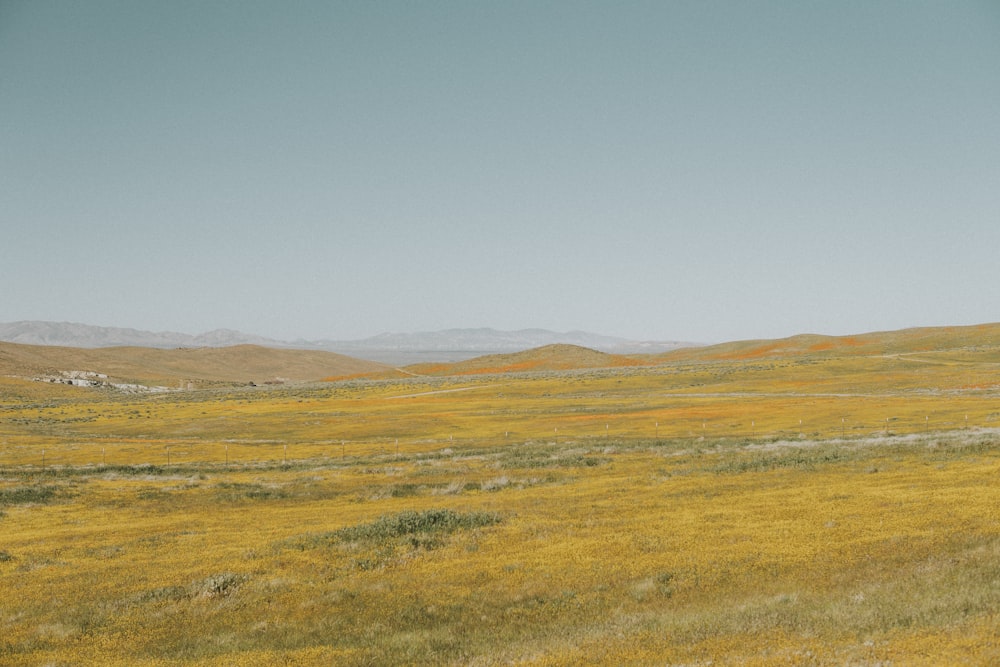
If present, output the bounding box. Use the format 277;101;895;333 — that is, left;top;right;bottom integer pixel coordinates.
3;435;999;665
2;327;1000;664
3;341;997;469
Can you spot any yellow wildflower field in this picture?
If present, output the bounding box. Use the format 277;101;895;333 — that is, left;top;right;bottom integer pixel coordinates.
1;346;999;664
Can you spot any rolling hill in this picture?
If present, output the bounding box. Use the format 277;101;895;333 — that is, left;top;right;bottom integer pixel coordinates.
2;323;998;388
0;341;389;387
398;323;1000;378
653;322;1000;363
0;321;691;365
315;328;690;363
404;343;645;376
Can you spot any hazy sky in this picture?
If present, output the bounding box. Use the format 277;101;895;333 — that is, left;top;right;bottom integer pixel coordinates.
3;2;998;343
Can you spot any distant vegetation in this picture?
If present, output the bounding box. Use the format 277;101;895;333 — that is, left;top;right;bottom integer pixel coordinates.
1;323;999;664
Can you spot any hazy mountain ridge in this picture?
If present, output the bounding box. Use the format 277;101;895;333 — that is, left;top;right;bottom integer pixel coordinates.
312;328;691;358
0;322;690;364
0;321;283;349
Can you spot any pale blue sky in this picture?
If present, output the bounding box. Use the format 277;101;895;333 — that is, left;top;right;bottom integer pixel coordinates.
2;1;998;343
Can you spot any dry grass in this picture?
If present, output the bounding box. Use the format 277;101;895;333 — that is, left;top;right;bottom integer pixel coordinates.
2;433;999;665
2;324;1000;664
0;341;388;386
408;343;643;376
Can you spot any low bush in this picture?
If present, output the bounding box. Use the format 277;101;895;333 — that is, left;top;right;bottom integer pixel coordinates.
0;486;58;506
335;509;502;543
214;482;287;501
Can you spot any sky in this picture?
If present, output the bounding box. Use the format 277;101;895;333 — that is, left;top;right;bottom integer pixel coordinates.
2;1;999;344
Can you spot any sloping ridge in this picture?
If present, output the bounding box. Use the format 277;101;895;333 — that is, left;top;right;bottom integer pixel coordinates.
0;342;389;386
406;343;643;376
654;322;1000;363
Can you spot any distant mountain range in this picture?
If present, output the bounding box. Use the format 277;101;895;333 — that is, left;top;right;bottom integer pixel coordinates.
0;321;282;349
304;328;693;364
0;321;694;365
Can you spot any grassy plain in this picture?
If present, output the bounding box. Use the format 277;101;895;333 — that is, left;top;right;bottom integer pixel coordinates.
2;326;1000;664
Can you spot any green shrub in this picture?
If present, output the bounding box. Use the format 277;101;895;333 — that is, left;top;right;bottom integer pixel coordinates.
0;486;57;506
711;447;849;474
285;509;503;556
214;482;287;501
335;509;502;542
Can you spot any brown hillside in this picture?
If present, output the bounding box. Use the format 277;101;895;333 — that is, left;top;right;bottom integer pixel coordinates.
653;322;1000;363
0;342;389;386
406;343;644;376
